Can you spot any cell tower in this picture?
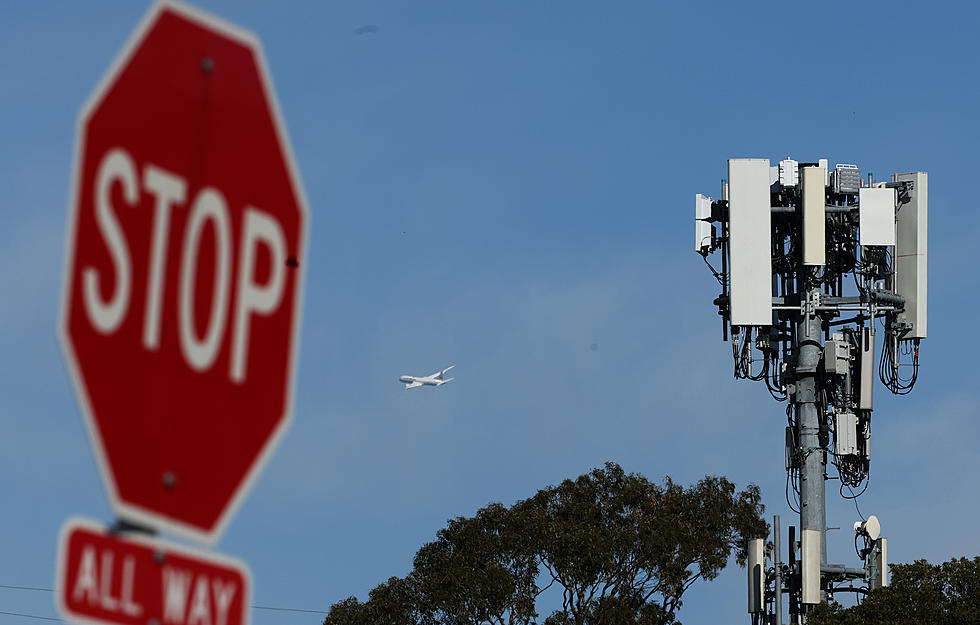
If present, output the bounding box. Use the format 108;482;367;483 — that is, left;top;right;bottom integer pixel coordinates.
694;158;927;624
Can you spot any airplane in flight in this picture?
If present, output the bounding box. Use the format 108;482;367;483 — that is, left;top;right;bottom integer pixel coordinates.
399;366;455;389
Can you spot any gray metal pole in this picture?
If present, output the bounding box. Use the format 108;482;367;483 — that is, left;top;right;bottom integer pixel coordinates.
796;283;827;607
774;514;783;625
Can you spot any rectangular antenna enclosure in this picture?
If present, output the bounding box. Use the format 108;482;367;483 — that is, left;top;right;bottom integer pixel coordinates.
871;538;888;590
802;166;827;265
728;159;773;326
835;412;858;456
824;336;849;375
785;426;799;469
695;194;713;253
894;172;927;338
859;328;874;410
747;538;765;613
779;158;799;187
801;529;821;604
859;187;897;246
833;164;860;194
862;417;871;461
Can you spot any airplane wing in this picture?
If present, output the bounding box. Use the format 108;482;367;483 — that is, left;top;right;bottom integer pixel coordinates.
440;365;455;378
436;377;454;386
405;380;423;389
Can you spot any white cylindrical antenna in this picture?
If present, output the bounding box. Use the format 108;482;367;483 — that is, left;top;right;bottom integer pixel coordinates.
747;538;764;613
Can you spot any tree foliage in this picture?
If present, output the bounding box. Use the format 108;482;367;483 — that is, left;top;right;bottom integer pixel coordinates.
323;463;766;625
806;557;980;625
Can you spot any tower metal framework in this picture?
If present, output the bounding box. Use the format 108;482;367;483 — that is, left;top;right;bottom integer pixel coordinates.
695;158;927;624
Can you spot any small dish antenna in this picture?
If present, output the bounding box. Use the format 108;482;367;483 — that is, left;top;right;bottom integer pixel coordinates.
853;515;880;541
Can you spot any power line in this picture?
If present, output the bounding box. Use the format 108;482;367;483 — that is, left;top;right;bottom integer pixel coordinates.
0;583;329;615
0;610;63;622
252;604;329;615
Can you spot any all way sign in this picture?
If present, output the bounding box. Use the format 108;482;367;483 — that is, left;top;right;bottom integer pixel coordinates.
56;518;250;625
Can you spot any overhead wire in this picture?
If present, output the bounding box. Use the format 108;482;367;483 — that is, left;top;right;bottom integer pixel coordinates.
0;583;329;616
0;611;63;622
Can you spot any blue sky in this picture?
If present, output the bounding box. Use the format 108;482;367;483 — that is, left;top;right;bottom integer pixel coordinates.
1;1;978;623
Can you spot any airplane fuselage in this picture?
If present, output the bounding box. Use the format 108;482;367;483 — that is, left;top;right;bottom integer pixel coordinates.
399;366;454;389
399;375;441;386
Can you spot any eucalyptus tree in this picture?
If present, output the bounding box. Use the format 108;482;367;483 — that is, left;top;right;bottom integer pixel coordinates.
323;463;767;625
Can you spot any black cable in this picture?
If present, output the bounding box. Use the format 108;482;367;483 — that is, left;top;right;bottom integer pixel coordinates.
732;334;741;378
765;368;787;401
852;266;866;296
747;347;769;382
701;253;724;286
843;482;868;520
879;332;919;394
785;468;800;514
835;452;868;490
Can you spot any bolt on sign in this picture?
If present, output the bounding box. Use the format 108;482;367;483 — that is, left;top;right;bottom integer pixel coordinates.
58;0;308;545
57;518;250;625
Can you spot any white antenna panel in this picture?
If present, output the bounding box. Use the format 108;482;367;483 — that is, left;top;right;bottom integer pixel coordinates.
728;159;773;326
802;166;826;266
695;193;713;253
859;187;897;246
801;529;821;604
834;412;858;456
859;328;875;410
895;172;927;338
779;158;799;187
872;537;889;590
747;538;764;613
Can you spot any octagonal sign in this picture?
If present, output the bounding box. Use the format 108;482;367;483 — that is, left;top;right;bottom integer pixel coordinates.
59;1;308;544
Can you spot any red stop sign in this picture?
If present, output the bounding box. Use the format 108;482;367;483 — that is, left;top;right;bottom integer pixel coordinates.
59;2;308;544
